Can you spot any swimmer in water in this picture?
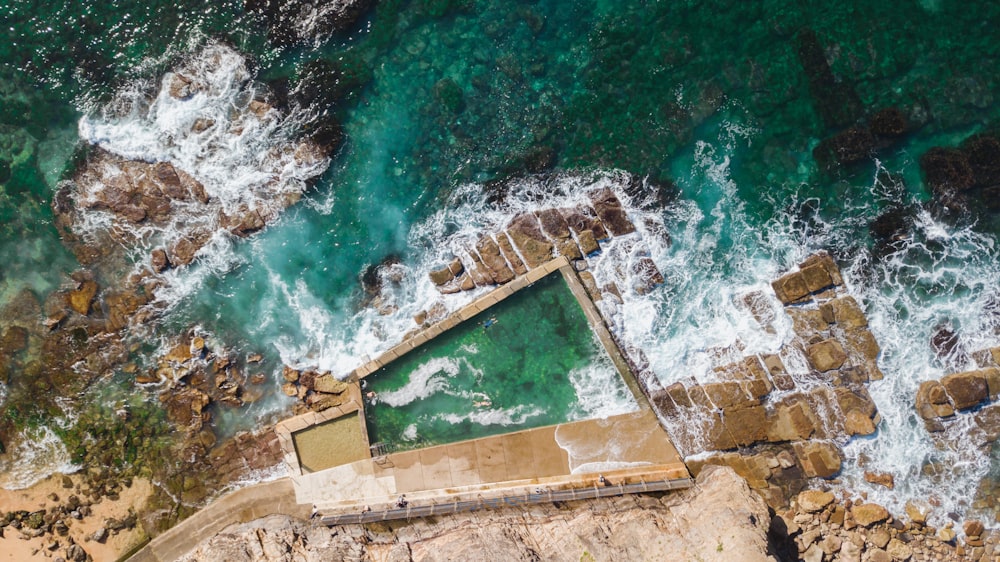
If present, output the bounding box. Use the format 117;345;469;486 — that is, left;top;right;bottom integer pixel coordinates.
483;316;498;329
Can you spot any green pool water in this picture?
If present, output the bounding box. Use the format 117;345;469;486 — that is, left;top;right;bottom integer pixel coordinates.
363;273;636;452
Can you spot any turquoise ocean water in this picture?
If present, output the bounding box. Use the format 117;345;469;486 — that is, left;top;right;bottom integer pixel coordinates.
2;0;1000;524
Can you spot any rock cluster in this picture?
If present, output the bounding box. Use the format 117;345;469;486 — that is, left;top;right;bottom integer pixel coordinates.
914;349;1000;444
146;332;267;437
244;0;374;45
0;472;139;561
280;366;353;415
649;252;883;508
426;187;662;295
774;489;996;562
920;132;1000;213
181;465;777;562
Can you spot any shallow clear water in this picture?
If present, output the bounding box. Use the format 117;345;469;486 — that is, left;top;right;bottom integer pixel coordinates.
2;0;1000;527
364;273;635;451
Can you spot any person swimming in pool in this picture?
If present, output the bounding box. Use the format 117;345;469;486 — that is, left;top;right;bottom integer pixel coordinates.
483;316;498;329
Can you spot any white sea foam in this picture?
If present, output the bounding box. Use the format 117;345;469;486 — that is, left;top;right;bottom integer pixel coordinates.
73;42;329;313
432;404;545;426
0;426;79;490
570;461;652;476
567;351;638;420
375;357;460;407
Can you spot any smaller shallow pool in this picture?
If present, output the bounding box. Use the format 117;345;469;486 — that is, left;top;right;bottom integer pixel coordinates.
364;273;637;453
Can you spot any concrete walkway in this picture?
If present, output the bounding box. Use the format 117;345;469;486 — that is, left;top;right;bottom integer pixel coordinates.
128;478;308;562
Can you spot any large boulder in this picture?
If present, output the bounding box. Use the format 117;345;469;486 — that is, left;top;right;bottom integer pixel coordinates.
814;125;875;169
535;208;571;239
851;503;889;527
915;380;955;420
588;188;636;236
559;206;609;240
67;280;98;316
961;134;1000;187
941;370;989;410
505;213;554;268
920;147;975;195
797;490;835;513
806;339;848;372
475;236;515;284
245;0;374;45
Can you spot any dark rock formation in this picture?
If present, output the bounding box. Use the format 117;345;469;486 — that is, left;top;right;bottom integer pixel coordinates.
794;29;863;130
245;0;374;46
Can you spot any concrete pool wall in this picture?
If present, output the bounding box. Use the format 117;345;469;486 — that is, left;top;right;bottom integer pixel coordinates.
274;256;688;515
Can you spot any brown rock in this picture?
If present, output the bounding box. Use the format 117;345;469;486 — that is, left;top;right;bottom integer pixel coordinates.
0;326;28;355
864;471;894;489
724;406;768;446
466;252;495;287
312;375;349;395
827;296;868;328
983;366;1000;399
535;208;571;239
869;528;892;549
168;72;198;99
963;519;984;537
556;239;583;260
151;248;171;273
665;382;692;408
496;233;527;275
799;262;834;292
474;236;515;284
68;280;98;316
631;257;665;293
794;441;842;478
282;366;299;382
806;339;848;372
845;410;876;436
223;206;266;237
885;538;912;561
559;206;609;240
767;399;817;442
771;272;810;304
577;229;600;255
850;503;889;527
191;118;215;133
429;265;455;286
703;382;750;409
588;188;636;236
916;380;955;420
797;490;835;513
506;213;554;268
941;370;989;410
904;501;929;525
458;273;475;291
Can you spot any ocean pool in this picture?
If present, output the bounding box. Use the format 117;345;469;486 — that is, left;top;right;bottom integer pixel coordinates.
363;272;637;453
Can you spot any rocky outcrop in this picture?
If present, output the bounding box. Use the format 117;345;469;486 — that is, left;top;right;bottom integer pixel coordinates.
914;352;1000;433
280;366;353;415
244;0;374;45
773;489;995;562
425;186;664;297
920;132;1000;214
650;252;883;509
180;466;776;562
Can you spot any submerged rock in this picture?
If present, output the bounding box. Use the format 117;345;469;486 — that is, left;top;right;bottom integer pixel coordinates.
245;0;374;45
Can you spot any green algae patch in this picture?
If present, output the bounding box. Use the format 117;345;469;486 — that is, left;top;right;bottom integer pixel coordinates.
364;273;633;452
293;413;369;473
